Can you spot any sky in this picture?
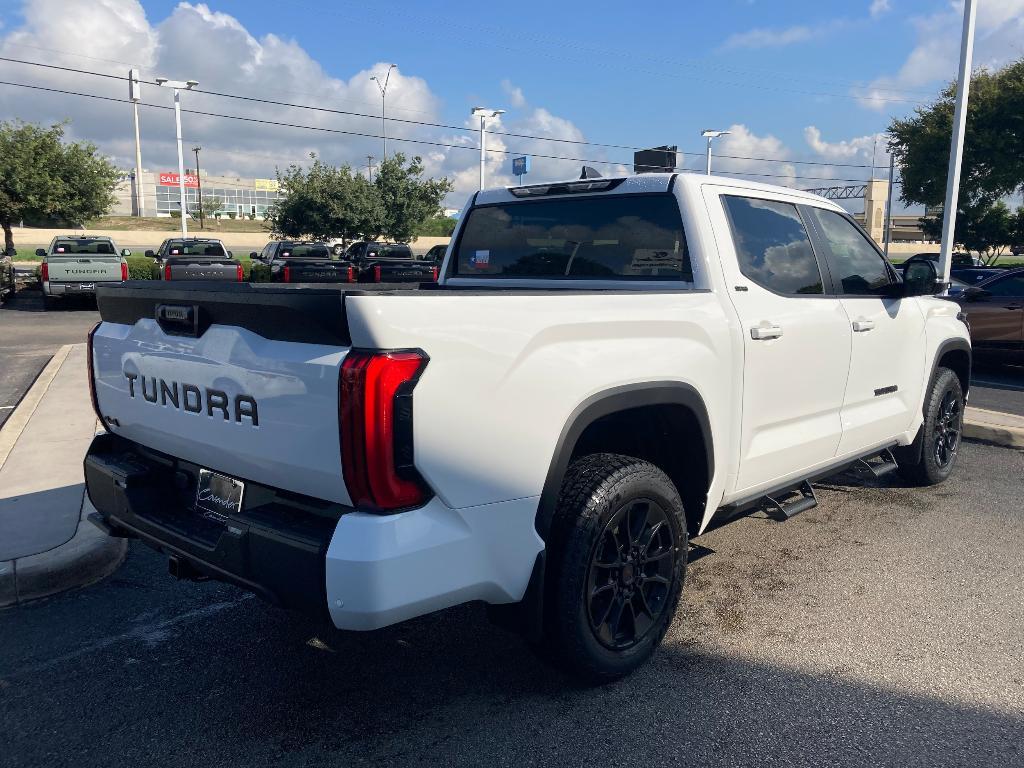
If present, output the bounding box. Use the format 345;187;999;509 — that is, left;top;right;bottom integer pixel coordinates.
0;0;1022;210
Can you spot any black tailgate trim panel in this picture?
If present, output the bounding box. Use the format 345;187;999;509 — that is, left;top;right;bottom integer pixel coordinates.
97;281;351;346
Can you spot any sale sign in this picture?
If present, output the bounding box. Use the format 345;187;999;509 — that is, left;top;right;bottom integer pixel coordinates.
159;172;199;188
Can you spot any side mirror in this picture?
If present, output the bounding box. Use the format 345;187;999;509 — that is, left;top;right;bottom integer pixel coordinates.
36;248;46;257
121;248;132;257
902;259;938;297
249;251;258;258
962;286;989;301
144;249;155;258
227;250;234;257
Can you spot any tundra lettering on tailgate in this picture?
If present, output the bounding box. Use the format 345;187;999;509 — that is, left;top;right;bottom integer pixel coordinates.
124;372;259;425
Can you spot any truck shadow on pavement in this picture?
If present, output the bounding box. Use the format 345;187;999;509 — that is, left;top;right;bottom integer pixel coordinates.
1;539;1020;768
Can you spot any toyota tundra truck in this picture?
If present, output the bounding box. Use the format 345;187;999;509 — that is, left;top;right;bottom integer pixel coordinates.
38;236;129;309
84;173;970;681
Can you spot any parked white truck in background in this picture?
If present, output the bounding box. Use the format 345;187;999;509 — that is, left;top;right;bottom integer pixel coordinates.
39;236;129;309
84;173;970;681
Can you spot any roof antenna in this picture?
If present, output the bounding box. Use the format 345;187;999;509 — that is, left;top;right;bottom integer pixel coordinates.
580;166;602;179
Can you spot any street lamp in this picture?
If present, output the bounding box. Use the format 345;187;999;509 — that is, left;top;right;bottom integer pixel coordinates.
155;76;198;237
371;64;396;160
701;129;730;175
472;107;505;190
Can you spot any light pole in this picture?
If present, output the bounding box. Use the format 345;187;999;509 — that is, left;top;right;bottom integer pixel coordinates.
128;69;145;217
472;107;505;190
701;129;730;175
192;146;204;229
366;155;375;182
371;64;396;160
938;0;977;285
155;77;198;237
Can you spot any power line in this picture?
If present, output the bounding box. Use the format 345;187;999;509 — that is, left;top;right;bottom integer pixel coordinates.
0;78;881;186
0;55;888;171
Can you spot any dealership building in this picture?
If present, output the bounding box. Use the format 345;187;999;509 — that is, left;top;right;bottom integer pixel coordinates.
112;171;284;220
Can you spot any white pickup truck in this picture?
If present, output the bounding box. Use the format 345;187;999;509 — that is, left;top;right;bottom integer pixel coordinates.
39;236;129;309
84;173;970;681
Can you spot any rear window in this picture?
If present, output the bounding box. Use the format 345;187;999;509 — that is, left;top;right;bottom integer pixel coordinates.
166;241;226;257
280;244;330;259
53;240;115;255
453;194;690;281
365;244;412;259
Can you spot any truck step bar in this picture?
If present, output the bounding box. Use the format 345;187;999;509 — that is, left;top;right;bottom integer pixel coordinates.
853;448;900;479
762;480;818;521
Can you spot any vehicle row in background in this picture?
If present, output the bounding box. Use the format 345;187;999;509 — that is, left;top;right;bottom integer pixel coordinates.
953;267;1024;363
252;240;440;284
906;252;1005;285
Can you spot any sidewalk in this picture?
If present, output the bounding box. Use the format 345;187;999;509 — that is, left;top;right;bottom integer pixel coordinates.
0;344;126;607
964;406;1024;448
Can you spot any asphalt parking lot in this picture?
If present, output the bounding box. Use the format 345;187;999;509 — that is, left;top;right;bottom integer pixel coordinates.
0;441;1021;767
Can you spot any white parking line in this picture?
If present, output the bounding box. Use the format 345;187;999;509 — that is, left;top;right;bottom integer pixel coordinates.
0;406;15;410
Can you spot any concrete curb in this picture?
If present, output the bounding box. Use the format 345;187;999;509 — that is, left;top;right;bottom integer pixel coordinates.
0;497;127;608
0;344;72;471
963;407;1024;449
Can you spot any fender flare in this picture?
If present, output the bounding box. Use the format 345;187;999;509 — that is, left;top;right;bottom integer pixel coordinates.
534;381;714;542
928;337;972;399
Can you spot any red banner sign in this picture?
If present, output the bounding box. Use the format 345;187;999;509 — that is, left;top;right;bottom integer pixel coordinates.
159;172;199;188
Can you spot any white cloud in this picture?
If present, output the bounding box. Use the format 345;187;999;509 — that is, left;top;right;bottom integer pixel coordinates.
0;0;600;207
859;0;1024;110
709;124;798;185
501;79;526;108
869;0;891;20
722;25;817;50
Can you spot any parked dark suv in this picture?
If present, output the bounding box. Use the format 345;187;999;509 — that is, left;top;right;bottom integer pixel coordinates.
345;241;438;283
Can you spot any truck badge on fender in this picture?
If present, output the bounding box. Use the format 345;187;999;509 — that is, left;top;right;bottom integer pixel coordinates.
123;372;259;426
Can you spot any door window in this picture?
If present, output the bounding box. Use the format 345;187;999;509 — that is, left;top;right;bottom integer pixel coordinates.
721;196;823;295
983;275;1024;297
806;208;893;295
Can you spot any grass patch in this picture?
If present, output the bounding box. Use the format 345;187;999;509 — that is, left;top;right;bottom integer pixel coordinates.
84;215;270;233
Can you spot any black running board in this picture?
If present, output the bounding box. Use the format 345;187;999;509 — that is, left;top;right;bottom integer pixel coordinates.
853;448;899;479
763;480;818;521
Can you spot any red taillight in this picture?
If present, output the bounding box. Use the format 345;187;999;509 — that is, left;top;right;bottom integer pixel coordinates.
236;263;244;282
41;262;49;281
373;265;382;283
164;264;172;280
347;265;355;283
431;266;439;282
87;323;105;427
283;265;291;283
121;261;129;281
340;350;429;511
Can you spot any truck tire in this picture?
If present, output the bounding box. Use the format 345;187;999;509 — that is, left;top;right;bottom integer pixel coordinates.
43;295;57;311
895;367;964;486
542;453;687;682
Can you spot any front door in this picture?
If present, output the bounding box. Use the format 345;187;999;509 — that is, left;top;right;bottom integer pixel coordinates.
803;207;927;455
959;273;1024;355
708;190;852;495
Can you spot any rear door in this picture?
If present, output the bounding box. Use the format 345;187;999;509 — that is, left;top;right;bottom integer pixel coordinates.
708;190;852;494
802;206;926;455
959;273;1024;354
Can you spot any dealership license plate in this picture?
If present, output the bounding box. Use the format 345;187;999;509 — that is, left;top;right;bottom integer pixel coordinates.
195;469;244;522
70;282;95;291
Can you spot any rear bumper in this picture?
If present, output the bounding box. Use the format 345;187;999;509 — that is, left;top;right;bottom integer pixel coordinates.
85;433;543;630
45;281;106;296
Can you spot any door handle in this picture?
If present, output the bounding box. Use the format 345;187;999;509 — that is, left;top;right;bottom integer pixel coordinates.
750;324;783;340
852;319;875;332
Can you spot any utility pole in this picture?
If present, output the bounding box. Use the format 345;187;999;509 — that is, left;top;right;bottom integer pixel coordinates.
471;107;505;190
371;64;396;160
366;155;375;182
192;146;204;229
128;69;145;216
938;0;977;285
701;129;730;175
155;76;199;237
883;151;895;258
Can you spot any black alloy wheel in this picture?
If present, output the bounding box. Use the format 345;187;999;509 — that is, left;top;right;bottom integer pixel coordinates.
587;498;675;650
933;389;962;468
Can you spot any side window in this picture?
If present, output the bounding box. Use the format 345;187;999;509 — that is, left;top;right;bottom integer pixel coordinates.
806;207;893;295
721;196;823;295
984;275;1024;297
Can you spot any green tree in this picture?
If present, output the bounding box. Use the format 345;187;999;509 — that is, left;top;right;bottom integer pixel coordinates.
889;59;1024;209
919;199;1017;264
266;154;381;243
415;213;457;237
0;120;121;253
372;153;453;242
196;195;223;219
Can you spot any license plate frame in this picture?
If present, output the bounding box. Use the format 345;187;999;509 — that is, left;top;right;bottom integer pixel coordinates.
195;469;245;522
70;282;96;291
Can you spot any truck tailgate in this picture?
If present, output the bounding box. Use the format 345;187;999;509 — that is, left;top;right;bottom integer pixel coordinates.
91;283;353;505
46;256;123;282
164;258;240;281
